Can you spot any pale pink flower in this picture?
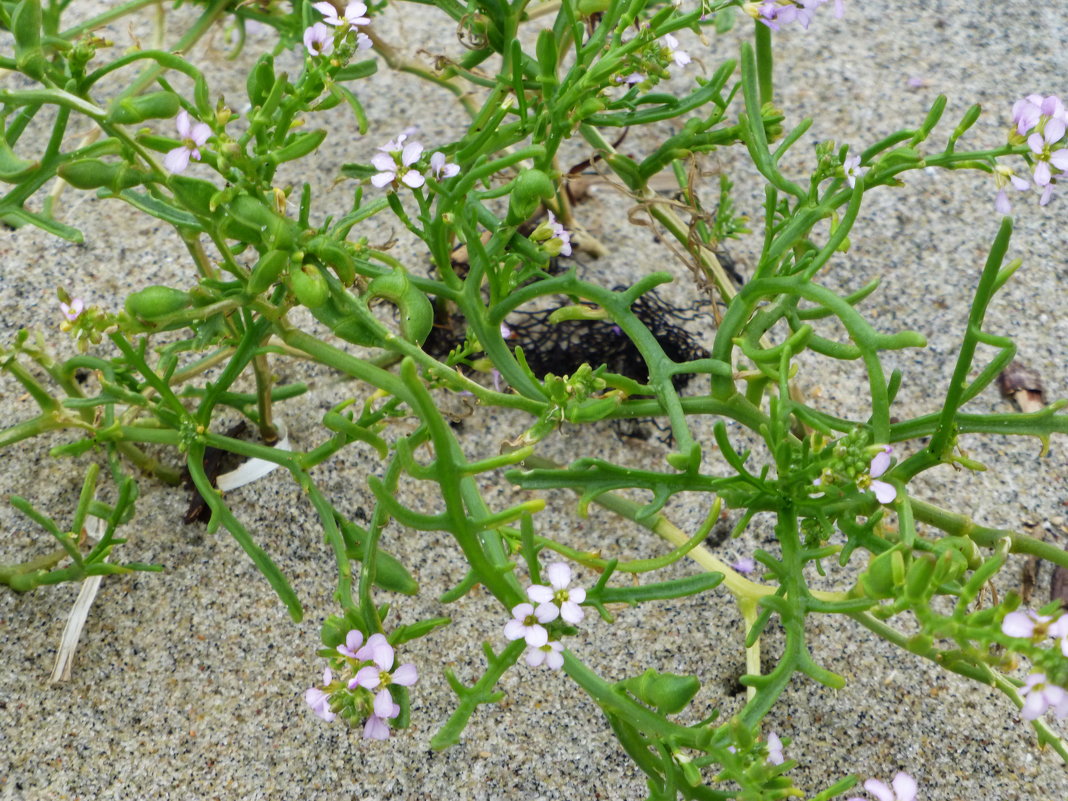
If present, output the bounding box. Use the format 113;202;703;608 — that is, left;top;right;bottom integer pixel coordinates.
1019;673;1068;721
60;298;85;322
362;704;399;740
527;562;586;624
313;1;370;27
164;111;210;173
429;151;460;179
337;629;364;658
303;22;333;56
371;136;426;189
843;153;866;188
766;731;785;765
1001;609;1055;639
848;772;918;801
350;633;418;722
304;667;336;722
867;446;896;504
525;640;564;670
662;34;691;68
504;602;551;647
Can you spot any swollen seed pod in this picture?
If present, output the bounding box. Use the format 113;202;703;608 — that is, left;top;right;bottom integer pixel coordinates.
307;237;356;285
246;53;276;109
58;159;145;192
168;174;218;217
623;669;701;715
858;548;905;599
365;270;433;345
0;138;36;183
247;249;291;295
124;286;193;320
288;263;330;308
107;92;181;125
506;169;554;225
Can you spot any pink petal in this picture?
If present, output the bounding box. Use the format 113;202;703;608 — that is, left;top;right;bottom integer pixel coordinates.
175;110;192;138
524;624;548;648
1049;149;1068;171
869;448;892;478
504;619;527;641
1021;690;1047;720
1028;132;1045;155
891;772;918;801
994;189;1011;215
863;779;895;801
545;648;564;670
371;152;395;171
371;171;394;187
1045;118;1066;144
1034;161;1052;187
401;169;425;188
164;147;191;173
363;715;390;740
392;663;417;686
354;665;381;689
190;122;210;147
527;584;554;604
373;687;395;718
401;141;423;167
546;562;572;590
511;602;533;618
1001;610;1036;638
872;480;896;505
560;601;584;624
535;602;559;624
1039;183;1054;206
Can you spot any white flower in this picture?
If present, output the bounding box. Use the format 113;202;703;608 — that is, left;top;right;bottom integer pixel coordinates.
766;731;785;765
843;153;867;188
164;111;210;173
1019;673;1068;721
525;640;564;670
527;562;586;625
504;602;552;647
429;151;460;179
662;33;691;68
313;1;370;27
303;22;334;56
60;298;85;322
371;136;426;189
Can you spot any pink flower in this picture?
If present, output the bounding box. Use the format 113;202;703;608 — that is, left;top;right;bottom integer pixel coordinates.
349;633;418;725
843;153;866;188
303;22;333;56
504;602;552;647
1019;673;1068;721
60;298;85;322
304;667;336;722
313;1;370;27
766;731;785;765
337;629;364;658
527;562;586;624
866;446;896;504
1001;609;1055;639
525;640;564;670
164;111;210;173
371;135;426;189
731;557;757;574
848;772;918;801
429;151;459;180
661;34;690;68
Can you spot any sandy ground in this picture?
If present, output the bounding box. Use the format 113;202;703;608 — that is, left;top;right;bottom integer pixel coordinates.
2;1;1067;799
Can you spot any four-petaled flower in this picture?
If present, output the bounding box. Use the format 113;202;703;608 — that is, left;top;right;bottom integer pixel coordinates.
349;633;419;721
313;1;370;27
60;298;85;322
661;33;691;68
1019;673;1068;721
525;640;564;670
303;22;334;57
164;111;210;174
504;602;552;647
847;772;918;801
371;135;426;189
843;153;866;188
304;667;336;722
527;561;586;624
747;0;845;31
993;165;1031;214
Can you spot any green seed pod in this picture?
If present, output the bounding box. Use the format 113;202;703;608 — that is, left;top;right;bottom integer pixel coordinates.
623;669;700;715
58;159;144;191
951;104;982;144
506;168;554;225
575;0;609;15
247;249;291;295
168;174;218;217
0;138;37;183
124;285;193;320
288;263;329;308
858;548;905;600
12;0;45;80
535;29;558;89
246;53;276;109
307;236;355;284
223;193;297;248
904;552;937;602
268;129;327;166
917;94;948;139
107;92;181;125
366;269;433;345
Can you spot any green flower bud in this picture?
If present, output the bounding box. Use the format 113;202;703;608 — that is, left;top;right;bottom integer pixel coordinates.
904;552;937;602
107;92;181;125
124;285;193;320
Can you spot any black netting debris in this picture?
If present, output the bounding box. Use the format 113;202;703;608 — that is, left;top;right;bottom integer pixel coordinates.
424;286;711;392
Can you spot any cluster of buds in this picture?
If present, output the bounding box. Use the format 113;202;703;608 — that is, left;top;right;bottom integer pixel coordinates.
1001;609;1068;720
304;630;418;740
998;93;1068;210
613;30;691;88
811;429;897;505
504;562;587;670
